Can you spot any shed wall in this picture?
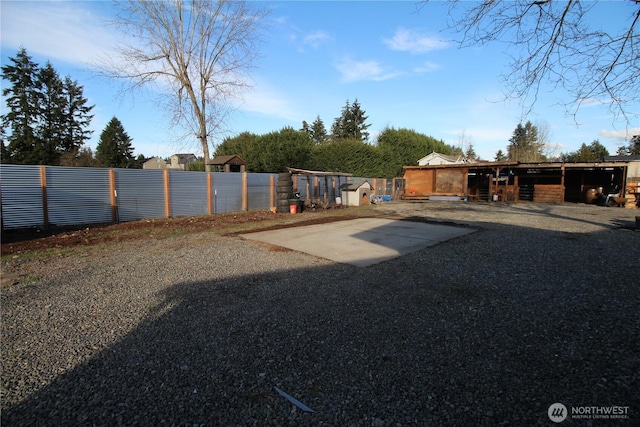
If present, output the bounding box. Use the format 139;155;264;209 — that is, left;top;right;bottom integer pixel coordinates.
404;168;467;198
405;168;434;196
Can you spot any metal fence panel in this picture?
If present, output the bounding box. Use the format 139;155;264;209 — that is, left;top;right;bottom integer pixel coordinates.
2;166;388;231
0;164;44;229
212;172;242;214
247;173;274;211
116;169;166;222
46;166;112;226
169;171;210;217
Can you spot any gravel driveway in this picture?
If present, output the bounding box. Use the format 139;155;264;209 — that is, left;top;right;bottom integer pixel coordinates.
2;201;639;426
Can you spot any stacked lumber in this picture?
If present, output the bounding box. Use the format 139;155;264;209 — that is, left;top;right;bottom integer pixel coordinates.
533;185;564;203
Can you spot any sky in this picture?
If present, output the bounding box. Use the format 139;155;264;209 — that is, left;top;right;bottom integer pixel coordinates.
1;0;638;162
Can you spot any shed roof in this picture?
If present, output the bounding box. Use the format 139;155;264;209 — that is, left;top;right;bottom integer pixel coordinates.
604;155;640;162
340;179;371;191
404;160;632;171
207;155;245;165
288;167;353;177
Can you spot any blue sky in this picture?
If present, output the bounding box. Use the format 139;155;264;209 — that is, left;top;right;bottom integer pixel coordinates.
1;1;638;162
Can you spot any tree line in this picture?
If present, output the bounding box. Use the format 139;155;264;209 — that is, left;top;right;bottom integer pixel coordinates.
1;48;93;166
1;48;146;168
496;120;639;163
214;99;457;178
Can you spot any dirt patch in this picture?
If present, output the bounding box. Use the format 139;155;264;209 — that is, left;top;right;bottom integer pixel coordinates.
1;208;374;257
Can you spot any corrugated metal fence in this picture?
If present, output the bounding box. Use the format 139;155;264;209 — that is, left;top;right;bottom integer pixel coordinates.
1;164;392;230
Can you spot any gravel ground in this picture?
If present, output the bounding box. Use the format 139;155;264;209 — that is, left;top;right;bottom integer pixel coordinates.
2;201;639;426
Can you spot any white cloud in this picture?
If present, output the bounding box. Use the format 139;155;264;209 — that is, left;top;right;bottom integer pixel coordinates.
598;128;640;140
303;31;331;49
414;61;440;73
273;15;288;26
236;80;300;122
383;27;449;54
334;57;401;83
1;2;117;66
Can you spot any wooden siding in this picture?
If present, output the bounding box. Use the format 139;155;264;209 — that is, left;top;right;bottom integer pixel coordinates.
404;167;467;198
533;185;564;203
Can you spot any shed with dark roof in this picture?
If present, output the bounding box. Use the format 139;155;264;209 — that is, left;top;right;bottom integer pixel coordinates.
207;155;246;172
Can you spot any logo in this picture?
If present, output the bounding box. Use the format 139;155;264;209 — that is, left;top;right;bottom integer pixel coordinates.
548;403;568;423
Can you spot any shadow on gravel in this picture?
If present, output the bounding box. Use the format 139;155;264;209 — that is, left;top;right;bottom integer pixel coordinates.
506;203;628;230
3;219;639;426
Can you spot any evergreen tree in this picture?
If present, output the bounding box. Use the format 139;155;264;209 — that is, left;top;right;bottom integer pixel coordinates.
59;146;96;167
302;116;329;145
1;139;8;162
495;149;507;161
132;154;147;169
37;62;66;165
630;135;640;155
1;48;94;165
331;100;351;139
309;138;380;176
61;76;94;154
507;121;545;162
617;135;640;156
561;140;609;162
350;99;370;142
252;127;313;172
1;48;41;164
377;127;450;177
464;144;478;162
311;116;328;144
331;99;371;142
95;117;135;168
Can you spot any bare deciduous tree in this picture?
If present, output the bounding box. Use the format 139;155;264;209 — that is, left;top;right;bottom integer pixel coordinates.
535;119;561;160
420;0;640;123
103;0;268;171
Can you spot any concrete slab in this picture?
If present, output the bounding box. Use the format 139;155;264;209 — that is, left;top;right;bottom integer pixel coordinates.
240;218;476;267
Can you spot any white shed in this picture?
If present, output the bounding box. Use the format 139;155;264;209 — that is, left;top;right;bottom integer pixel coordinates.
340;179;372;207
418;152;465;166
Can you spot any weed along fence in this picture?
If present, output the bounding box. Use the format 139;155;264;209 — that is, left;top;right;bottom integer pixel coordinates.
0;164;393;230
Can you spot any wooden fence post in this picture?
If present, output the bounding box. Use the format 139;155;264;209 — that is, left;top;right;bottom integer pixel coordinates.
40;165;49;227
242;172;248;211
332;177;336;201
109;169;118;223
269;174;275;212
164;170;171;218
